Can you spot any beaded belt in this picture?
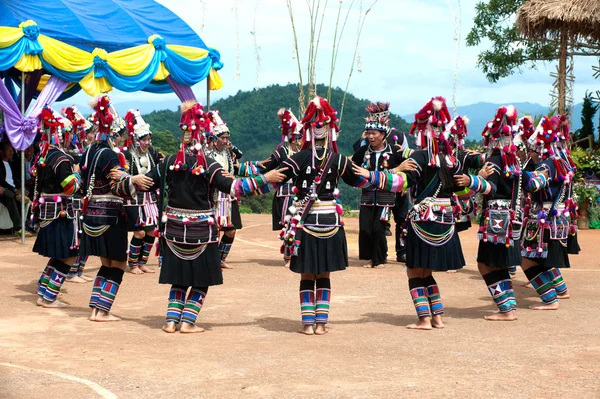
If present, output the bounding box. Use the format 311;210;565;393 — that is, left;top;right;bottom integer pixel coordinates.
163;206;218;245
38;194;75;220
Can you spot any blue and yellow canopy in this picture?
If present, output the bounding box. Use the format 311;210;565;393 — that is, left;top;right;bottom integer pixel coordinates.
0;0;223;98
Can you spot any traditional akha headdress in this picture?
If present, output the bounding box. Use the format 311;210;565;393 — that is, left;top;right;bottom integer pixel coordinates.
364;102;392;138
277;108;302;142
409;96;453;167
171;101;211;174
61;105;92;151
89;95;115;142
88;95;127;168
447;115;469;151
123;109;152;150
36;105;66;166
529;116;575;182
551;114;577;171
207;110;229;137
528;116;557;159
513;116;535;151
300;96;339;155
481;105;520;177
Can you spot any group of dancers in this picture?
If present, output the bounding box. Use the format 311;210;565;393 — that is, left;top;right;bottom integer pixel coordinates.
27;93;579;334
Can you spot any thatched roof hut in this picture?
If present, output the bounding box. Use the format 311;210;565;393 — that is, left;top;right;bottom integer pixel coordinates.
516;0;600;43
516;0;600;114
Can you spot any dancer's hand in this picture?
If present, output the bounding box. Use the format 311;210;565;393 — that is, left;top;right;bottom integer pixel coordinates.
221;170;234;179
257;157;270;169
454;174;471;187
394;159;418;173
72;163;81;175
478;162;495;178
108;168;127;181
264;168;288;183
132;174;153;190
352;163;370;178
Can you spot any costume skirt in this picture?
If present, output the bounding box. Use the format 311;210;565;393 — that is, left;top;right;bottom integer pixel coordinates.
221;201;243;232
125;204;158;231
33;217;78;259
455;218;472;233
159;241;223;287
523;229;570;269
406;222;465;271
290;227;348;274
358;205;388;265
477;240;521;269
80;213;128;262
567;233;580;255
272;195;292;231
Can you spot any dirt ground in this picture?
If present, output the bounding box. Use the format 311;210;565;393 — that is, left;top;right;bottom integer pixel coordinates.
0;213;598;398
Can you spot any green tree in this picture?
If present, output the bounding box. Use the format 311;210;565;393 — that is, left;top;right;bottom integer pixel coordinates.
466;0;556;83
574;92;598;145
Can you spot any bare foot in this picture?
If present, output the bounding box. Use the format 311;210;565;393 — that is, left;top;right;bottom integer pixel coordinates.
446;270;458;274
129;266;144;275
530;302;559;310
41;299;69;308
221;261;233;269
180;323;205;333
36;297;43;306
67;275;87;283
406;317;432;330
521;282;532;288
362;261;372;268
162;322;177;333
89;308;97;321
372;264;385;269
298;325;314;335
139;265;155;274
284;261;290;268
79;274;94;282
431;315;445;329
314;323;329;335
557;293;570;299
93;311;121;322
484;311;517;321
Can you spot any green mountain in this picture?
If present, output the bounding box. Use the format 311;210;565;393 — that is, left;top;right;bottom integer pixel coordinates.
145;83;411;210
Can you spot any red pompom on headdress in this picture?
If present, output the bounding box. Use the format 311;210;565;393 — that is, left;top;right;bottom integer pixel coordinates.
123;110;137;151
89;95;114;140
277;108;301;142
448;115;469;150
172;101;210;174
300;96;339;154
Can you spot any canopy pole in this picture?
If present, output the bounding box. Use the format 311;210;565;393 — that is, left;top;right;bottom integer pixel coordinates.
557;30;567;115
206;79;210;111
20;71;25;244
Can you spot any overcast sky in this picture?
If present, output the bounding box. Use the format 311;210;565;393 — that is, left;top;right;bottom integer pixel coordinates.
71;0;600;115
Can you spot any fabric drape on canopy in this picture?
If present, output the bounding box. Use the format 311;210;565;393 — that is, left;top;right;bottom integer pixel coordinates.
0;21;224;97
0;75;69;150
